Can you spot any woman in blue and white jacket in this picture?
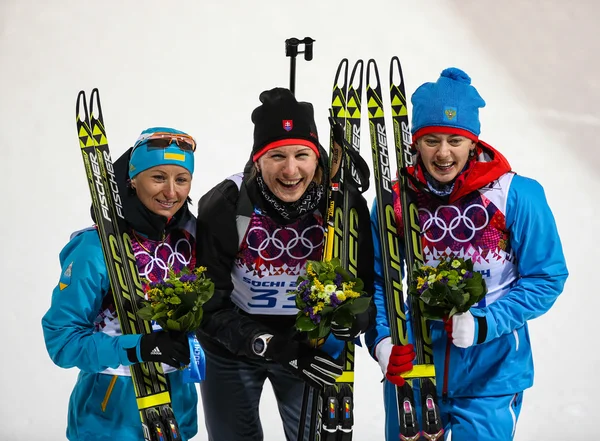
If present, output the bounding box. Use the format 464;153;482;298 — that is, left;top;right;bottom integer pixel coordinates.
366;68;568;441
42;128;199;441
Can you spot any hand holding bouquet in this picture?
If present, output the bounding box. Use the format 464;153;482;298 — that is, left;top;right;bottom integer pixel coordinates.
292;258;371;339
136;266;214;383
409;257;487;320
137;266;214;332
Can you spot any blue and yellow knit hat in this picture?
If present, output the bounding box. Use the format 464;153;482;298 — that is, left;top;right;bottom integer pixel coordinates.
411;68;486;142
128;127;195;179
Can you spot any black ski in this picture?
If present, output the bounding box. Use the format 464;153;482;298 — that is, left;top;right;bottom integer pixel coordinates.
76;89;181;441
299;58;368;441
367;58;443;440
299;59;349;441
388;56;443;441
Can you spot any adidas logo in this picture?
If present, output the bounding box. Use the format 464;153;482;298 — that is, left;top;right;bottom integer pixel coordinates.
150;347;162;356
289;359;298;369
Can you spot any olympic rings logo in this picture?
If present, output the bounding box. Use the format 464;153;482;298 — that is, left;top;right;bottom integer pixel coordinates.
135;238;192;279
246;225;325;261
420;204;489;243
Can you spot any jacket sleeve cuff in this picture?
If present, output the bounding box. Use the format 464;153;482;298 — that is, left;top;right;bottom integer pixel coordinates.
470;308;495;344
119;334;143;366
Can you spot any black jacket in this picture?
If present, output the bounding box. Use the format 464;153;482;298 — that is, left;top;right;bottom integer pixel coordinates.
195;146;375;360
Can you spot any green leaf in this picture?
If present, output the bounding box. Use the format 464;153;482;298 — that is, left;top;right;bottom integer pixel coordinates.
352;279;365;292
320;305;335;316
334;266;353;281
310;261;323;273
166;319;181;331
315;314;332;338
332;308;353;327
296;315;318;332
465;259;474;271
136;306;154;321
421;303;447;320
420;290;432;304
344;296;371;314
154;302;167;312
169;296;182;305
197;289;214;305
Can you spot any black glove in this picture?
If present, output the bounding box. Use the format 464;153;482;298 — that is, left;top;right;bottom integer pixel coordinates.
127;331;190;368
258;334;343;389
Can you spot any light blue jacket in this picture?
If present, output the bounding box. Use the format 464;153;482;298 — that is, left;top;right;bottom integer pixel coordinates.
42;229;197;441
365;173;568;398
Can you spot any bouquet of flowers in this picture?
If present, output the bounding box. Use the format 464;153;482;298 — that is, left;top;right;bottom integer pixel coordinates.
137;266;214;332
292;258;371;339
408;257;487;320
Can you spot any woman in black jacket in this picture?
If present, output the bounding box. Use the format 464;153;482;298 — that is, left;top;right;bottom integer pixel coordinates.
195;88;374;441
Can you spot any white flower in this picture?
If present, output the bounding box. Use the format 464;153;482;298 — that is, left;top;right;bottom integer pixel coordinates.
317;290;329;301
324;284;337;294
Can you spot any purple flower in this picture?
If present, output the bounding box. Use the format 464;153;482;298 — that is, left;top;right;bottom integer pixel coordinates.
305;307;321;324
299;288;311;303
418;282;429;294
334;274;343;288
464;271;473;279
180;274;197;283
440;277;449;285
298;279;310;292
330;294;341;308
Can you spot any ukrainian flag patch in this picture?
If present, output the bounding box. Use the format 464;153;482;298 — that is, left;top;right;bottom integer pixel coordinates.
59;262;73;290
164;152;185;161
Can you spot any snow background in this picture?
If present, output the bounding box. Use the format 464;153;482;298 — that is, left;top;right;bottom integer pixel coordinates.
1;0;598;439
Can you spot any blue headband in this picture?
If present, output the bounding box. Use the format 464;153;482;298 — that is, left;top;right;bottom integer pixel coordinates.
128;127;195;178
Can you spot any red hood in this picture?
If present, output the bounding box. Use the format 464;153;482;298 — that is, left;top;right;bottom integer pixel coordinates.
408;140;512;202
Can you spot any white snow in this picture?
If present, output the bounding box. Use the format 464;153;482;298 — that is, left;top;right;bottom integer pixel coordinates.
1;0;598;439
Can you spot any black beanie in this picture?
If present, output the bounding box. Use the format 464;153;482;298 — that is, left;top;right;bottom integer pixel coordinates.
251;87;320;162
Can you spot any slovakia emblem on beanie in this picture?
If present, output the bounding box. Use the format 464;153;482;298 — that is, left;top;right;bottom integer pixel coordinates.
283;120;293;131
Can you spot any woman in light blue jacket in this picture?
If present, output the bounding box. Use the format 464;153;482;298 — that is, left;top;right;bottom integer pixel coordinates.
366;68;568;441
42;128;199;441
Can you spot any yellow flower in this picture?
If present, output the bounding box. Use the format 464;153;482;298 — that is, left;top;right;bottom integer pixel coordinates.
451;260;461;269
416;277;426;289
312;302;325;315
342;281;356;291
335;290;346;302
313;278;325;293
195;266;207;274
461;269;466;275
307;264;316;277
147;288;161;299
344;289;361;299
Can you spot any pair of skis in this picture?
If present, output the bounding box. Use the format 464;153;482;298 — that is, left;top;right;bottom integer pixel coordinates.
76;89;181;441
367;58;444;440
298;58;368;441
